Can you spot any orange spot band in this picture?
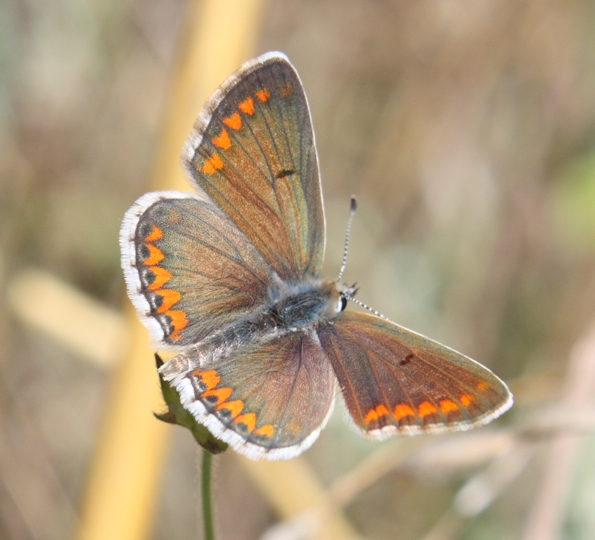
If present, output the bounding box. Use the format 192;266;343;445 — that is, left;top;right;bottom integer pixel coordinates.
212;127;231;150
202;152;223;174
145;226;163;242
418;401;438;417
239;96;255;115
202;387;232;405
394;403;416;420
280;82;293;97
255;88;270;102
148;266;172;291
254;424;275;438
167;310;188;340
155;289;181;313
144;244;164;265
476;381;489;392
365;404;390;424
439;399;459;414
364;410;376;423
235;412;256;432
460;394;474;407
217;400;244;419
193;370;220;391
223;112;242;130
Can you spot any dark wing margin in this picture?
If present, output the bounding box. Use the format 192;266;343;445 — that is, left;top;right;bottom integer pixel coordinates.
182;51;325;281
159;329;336;460
318;312;513;437
120;191;271;348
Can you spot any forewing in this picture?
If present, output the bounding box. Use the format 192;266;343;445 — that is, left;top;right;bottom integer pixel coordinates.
318;312;512;437
120;191;271;348
183;51;325;280
160;330;336;460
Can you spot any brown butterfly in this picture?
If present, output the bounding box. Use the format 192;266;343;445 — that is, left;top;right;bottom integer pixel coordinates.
120;52;513;460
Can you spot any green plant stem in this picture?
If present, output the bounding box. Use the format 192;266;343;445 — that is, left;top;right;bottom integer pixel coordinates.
202;450;215;540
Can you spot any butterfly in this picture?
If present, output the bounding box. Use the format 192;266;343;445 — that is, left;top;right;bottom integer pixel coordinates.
120;51;513;460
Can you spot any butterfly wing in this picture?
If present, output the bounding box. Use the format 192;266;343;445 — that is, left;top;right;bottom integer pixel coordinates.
159;329;336;460
182;52;325;281
318;311;513;436
120;191;272;347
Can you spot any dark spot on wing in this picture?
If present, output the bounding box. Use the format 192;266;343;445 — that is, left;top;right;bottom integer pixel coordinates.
400;354;414;366
276;169;295;180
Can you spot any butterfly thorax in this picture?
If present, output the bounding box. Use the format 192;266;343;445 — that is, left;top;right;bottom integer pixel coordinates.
196;278;341;358
266;277;342;329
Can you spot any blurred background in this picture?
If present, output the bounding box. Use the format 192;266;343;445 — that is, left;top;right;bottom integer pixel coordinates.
2;0;595;539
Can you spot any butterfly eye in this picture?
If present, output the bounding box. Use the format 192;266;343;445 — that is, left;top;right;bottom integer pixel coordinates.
337;295;348;313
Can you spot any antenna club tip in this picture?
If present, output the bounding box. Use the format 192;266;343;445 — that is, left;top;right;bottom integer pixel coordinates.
350;196;357;211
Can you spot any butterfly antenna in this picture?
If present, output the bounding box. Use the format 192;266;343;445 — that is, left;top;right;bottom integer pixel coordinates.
342;291;397;324
337;198;398;325
337;197;357;282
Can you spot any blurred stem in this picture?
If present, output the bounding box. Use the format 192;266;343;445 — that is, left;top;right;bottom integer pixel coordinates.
202;451;215;540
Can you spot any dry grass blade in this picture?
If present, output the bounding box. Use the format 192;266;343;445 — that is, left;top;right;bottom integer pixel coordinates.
522;319;595;540
77;1;268;539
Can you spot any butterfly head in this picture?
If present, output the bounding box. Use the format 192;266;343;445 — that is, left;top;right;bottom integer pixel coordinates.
336;283;359;314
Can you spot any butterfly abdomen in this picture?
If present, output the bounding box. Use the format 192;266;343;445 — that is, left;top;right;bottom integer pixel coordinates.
200;281;338;355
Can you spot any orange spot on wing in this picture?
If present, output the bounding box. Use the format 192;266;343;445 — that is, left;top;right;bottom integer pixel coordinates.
167;310;188;340
365;404;390;423
460;394;474;407
365;410;377;423
235;413;256;432
212;127;231;150
201;152;223;174
279;82;293;97
439;399;459;414
394;403;416;420
418;401;438;417
148;266;172;290
476;381;489;392
144;226;163;242
155;289;181;313
223;112;242;130
254;424;275;437
238;96;255;115
144;244;164;265
255;88;271;102
193;370;220;391
217;400;244;418
202;387;232;405
376;404;389;416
